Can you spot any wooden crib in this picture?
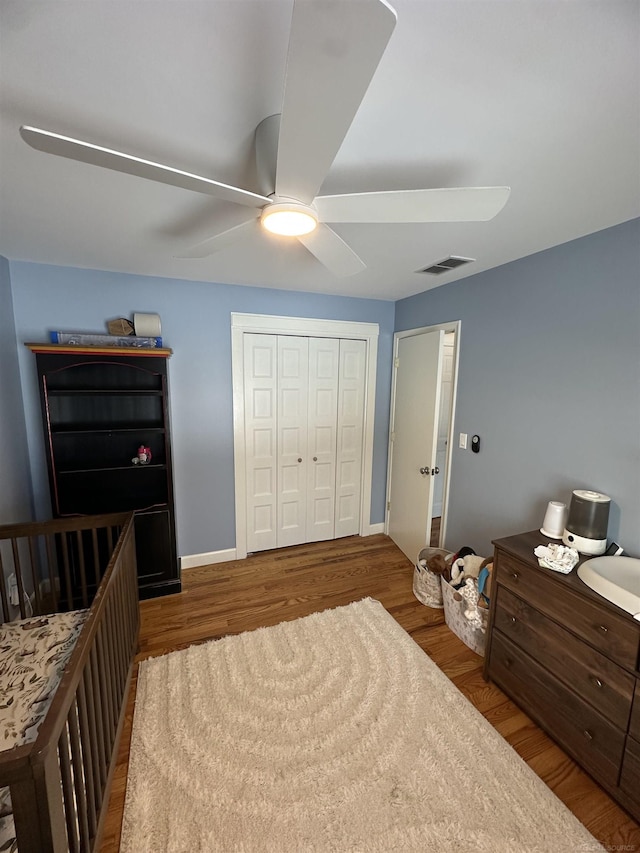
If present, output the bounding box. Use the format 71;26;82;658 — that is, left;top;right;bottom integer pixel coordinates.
0;511;139;853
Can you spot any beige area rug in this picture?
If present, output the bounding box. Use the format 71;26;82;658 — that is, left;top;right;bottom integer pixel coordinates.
121;598;604;853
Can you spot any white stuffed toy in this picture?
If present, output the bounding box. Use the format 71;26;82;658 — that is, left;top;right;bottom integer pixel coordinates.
450;554;490;588
455;578;485;631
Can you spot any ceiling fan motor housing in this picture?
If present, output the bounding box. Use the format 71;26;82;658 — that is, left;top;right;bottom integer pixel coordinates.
260;198;319;236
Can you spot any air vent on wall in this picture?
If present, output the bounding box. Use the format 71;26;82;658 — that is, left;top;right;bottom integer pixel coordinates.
418;256;475;275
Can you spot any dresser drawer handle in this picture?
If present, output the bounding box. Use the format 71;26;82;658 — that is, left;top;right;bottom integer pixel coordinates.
598;625;609;634
583;730;594;741
510;616;517;624
591;677;604;689
510;572;519;580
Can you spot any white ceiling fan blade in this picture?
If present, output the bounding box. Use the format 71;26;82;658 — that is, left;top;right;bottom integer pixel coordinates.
20;126;269;208
176;219;257;259
275;0;397;204
297;223;365;277
316;186;511;223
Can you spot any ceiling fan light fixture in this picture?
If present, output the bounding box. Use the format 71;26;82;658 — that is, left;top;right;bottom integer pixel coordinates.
261;202;318;237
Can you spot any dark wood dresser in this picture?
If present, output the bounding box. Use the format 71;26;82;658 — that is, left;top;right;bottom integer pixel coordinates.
484;530;640;821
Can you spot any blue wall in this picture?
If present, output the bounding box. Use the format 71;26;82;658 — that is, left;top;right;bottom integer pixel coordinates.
396;218;640;557
6;217;639;562
0;256;32;524
8;264;395;557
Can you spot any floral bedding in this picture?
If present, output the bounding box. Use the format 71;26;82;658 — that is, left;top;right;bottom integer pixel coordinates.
0;610;88;852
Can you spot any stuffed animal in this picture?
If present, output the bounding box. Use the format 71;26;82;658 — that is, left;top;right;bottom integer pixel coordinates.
453;578;485;629
449;554;492;589
132;445;152;465
424;552;448;576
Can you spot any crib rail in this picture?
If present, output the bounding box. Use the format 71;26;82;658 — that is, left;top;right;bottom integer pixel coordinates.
0;512;139;853
0;512;130;622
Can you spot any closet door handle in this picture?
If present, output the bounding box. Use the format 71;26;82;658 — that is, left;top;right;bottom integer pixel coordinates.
298;458;302;463
419;466;430;475
313;456;318;462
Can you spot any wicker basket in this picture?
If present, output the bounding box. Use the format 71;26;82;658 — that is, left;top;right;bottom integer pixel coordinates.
413;547;453;608
441;576;488;656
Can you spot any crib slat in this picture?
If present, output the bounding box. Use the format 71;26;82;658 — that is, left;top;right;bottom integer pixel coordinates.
75;530;89;609
88;643;108;788
77;674;98;837
59;724;79;853
11;537;27;619
91;527;101;585
105;597;123;730
68;700;91;851
60;532;74;612
111;578;127;694
0;548;9;621
96;624;116;744
45;533;60;612
29;535;43;614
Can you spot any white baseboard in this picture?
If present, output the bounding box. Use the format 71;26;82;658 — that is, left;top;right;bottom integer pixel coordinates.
180;548;237;571
181;528;386;570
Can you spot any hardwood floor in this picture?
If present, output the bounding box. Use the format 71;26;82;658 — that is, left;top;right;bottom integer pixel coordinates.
100;534;640;852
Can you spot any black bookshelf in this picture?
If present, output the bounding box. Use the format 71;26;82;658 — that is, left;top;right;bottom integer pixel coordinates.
28;344;180;599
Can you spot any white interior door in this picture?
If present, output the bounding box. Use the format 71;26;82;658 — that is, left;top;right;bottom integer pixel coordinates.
243;331;366;553
432;333;455;517
387;330;444;562
335;339;366;538
244;334;278;552
306;337;339;542
232;314;379;561
277;336;309;547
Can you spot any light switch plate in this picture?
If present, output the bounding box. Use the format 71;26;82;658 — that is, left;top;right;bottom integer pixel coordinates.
459;433;468;449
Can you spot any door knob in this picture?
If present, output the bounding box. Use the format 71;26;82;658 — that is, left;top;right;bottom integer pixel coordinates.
431;466;440;475
419;466;431;475
313;456;318;461
298;458;302;463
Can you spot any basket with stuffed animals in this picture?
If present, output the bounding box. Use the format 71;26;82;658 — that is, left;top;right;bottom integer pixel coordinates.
413;547;454;608
440;547;493;656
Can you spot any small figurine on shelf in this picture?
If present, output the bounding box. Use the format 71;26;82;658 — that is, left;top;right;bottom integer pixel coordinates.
132;445;152;465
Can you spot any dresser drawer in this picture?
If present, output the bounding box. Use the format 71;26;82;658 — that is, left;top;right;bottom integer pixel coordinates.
489;631;626;787
494;586;635;730
630;681;640;741
620;735;640;811
496;552;639;669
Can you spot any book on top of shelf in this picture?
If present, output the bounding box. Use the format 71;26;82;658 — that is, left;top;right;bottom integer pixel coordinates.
49;332;162;348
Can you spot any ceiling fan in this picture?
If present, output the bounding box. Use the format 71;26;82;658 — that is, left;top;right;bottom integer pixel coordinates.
20;0;510;278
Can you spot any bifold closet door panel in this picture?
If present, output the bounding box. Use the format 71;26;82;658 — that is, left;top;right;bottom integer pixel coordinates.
277;336;309;547
244;333;278;552
335;339;366;538
306;337;340;542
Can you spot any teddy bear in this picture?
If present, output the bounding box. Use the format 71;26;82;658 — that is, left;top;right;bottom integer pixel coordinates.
424;552;449;576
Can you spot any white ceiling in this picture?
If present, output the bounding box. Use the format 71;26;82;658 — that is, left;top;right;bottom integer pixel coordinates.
1;0;638;301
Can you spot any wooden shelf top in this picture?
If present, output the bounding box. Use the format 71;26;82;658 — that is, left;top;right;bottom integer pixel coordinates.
25;343;172;357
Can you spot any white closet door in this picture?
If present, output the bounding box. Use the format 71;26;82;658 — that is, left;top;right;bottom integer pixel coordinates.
306;337;339;541
277;336;309;547
244;334;278;552
335;339;366;538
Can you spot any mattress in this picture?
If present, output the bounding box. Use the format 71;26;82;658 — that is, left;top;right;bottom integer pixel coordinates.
0;609;88;851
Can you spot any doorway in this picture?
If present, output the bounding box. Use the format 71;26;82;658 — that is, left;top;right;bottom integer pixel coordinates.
385;322;459;561
231;313;379;560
